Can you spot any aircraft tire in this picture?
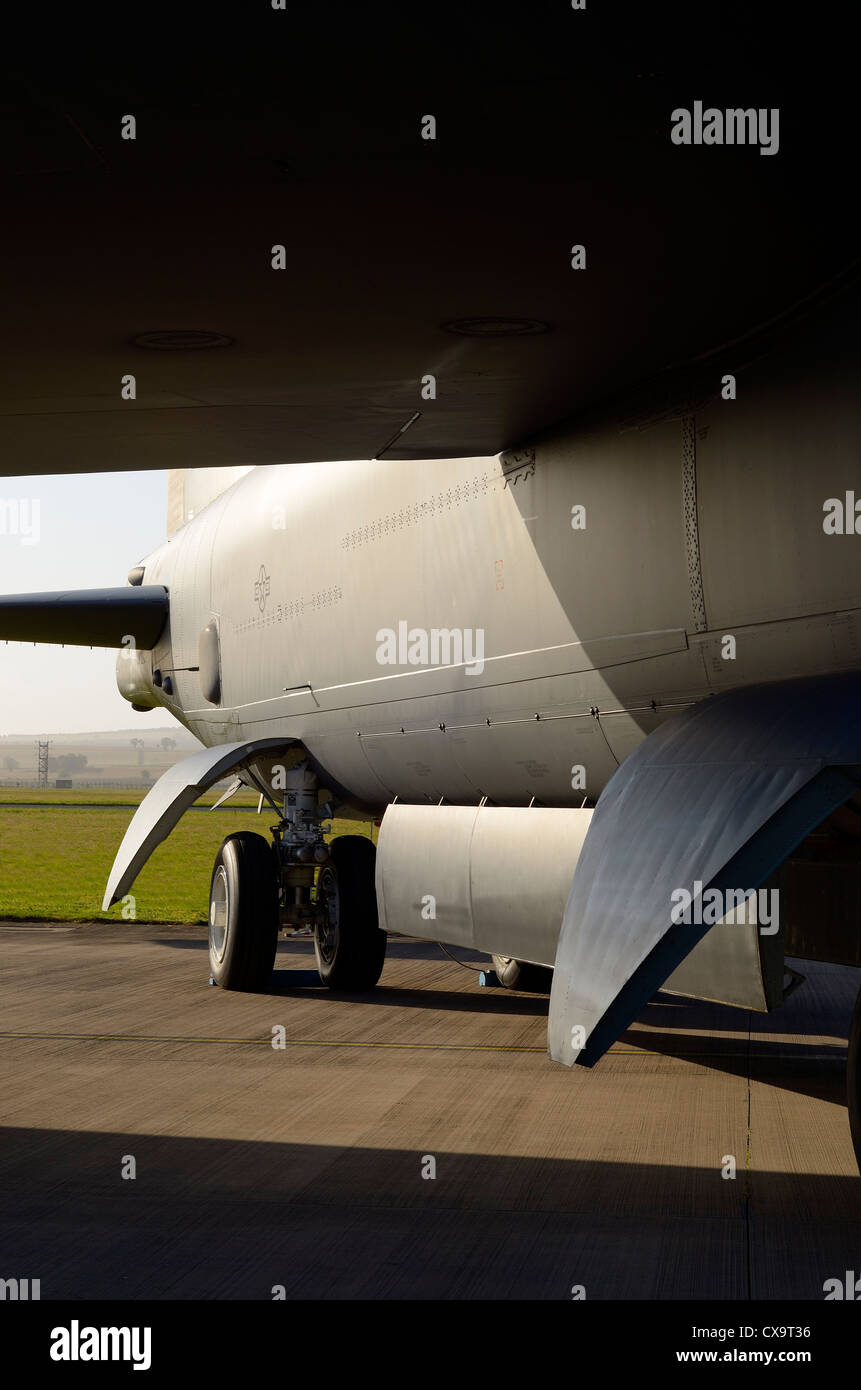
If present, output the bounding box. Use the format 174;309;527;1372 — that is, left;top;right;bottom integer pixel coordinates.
848;982;861;1176
314;836;386;990
491;955;553;993
208;832;279;990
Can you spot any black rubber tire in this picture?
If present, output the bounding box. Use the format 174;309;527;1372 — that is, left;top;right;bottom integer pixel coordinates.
848;983;861;1175
314;836;386;990
491;954;553;993
208;832;279;991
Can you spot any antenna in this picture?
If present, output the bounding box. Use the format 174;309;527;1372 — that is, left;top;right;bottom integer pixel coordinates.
35;737;51;789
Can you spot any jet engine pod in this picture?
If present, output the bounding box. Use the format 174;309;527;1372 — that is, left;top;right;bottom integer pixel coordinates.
375;803;593;966
375;802;795;1014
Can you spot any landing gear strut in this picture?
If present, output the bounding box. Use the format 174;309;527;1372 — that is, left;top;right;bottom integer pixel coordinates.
207;761;386;993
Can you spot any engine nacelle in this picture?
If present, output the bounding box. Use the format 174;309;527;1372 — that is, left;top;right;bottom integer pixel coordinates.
375;804;592;967
375;801;789;1012
115;646;158;710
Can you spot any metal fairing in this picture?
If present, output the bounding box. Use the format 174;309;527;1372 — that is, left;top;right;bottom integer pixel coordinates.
101;737;296;910
548;672;861;1068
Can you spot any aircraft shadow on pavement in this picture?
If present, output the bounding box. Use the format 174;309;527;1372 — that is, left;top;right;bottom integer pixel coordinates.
618;1024;849;1107
265;975;550;1016
153;935;491;965
153;938;547;1012
2;1124;861;1300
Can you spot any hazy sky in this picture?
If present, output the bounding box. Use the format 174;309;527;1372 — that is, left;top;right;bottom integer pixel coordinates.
0;471;171;735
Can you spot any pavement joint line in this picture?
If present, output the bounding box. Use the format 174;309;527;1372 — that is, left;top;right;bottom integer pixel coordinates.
0;1031;546;1051
0;1031;845;1058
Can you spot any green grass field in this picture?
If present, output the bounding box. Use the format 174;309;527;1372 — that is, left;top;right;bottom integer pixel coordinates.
0;786;260;807
0;793;376;922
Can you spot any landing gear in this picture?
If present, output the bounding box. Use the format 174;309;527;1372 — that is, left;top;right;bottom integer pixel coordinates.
208;831;279;990
314;836;386;990
207;760;386;994
848;983;861;1175
491;954;553;993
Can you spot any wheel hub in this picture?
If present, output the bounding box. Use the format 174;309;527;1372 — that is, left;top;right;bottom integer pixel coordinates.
209;864;229;963
315;866;340;965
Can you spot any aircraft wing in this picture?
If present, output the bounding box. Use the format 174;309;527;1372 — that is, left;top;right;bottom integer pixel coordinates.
0;587;168;647
1;51;857;477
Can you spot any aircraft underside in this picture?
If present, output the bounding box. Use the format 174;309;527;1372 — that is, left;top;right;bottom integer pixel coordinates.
3;267;860;1175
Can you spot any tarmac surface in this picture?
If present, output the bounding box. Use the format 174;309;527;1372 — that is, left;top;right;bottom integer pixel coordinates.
1;920;860;1300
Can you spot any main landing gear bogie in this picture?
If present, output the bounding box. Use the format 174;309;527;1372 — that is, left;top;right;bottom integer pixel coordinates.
207;761;386;994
